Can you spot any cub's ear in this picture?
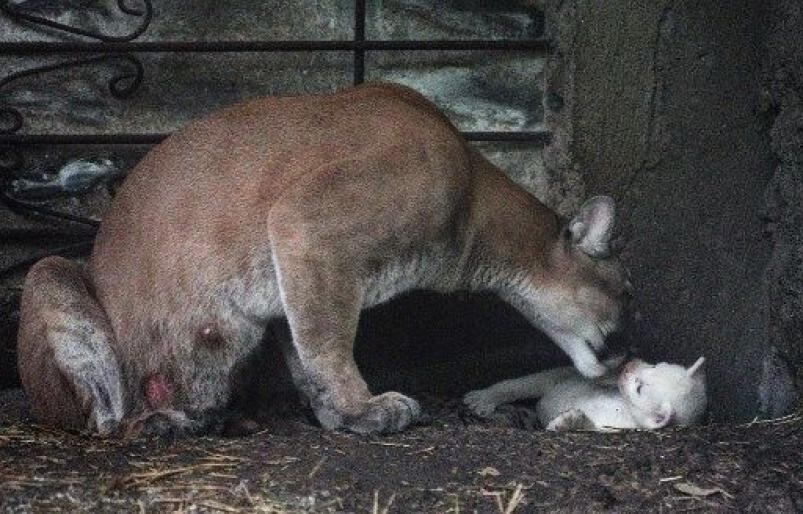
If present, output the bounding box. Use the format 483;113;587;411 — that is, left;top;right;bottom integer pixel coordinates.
687;356;705;376
645;402;674;429
569;196;616;258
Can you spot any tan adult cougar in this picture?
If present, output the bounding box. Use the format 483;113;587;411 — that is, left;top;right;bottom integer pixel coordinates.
17;83;630;436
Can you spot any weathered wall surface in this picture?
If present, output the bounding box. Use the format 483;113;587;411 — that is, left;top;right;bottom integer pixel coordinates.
763;0;803;410
547;0;799;420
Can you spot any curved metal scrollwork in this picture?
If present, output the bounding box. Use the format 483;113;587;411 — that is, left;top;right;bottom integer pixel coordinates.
0;51;142;182
1;0;153;42
0;54;145;140
0;54;143;227
0;53;143;138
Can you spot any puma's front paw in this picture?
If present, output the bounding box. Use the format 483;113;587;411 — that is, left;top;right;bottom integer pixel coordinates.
342;392;422;435
572;349;608;378
463;389;498;417
546;408;595;431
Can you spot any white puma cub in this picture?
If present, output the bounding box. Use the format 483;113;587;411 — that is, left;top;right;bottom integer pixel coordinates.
464;356;707;431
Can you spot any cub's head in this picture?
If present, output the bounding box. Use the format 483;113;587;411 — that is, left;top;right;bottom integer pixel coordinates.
534;196;631;378
618;357;707;429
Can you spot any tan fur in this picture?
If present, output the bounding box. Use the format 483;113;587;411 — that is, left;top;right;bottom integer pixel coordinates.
17;83;629;435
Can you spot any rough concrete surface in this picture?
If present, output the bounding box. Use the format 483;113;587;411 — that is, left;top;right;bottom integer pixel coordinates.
550;0;800;421
763;0;803;410
626;1;781;421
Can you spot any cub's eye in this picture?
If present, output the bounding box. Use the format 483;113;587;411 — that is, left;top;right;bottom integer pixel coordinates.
635;381;643;394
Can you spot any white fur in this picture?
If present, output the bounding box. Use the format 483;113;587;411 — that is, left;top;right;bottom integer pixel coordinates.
464;357;707;431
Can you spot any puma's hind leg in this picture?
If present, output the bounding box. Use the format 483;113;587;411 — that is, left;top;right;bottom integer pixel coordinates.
17;256;126;435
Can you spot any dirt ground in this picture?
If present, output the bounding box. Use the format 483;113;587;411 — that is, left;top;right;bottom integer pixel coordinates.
0;390;800;513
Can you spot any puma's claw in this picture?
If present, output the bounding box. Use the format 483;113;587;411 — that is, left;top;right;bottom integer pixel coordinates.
463;389;498;417
342;392;421;435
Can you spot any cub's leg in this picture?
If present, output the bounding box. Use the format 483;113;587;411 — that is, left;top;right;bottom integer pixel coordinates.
16;256;125;435
464;367;576;417
268;246;420;434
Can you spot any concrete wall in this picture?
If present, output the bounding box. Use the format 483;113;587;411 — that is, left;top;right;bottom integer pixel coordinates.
763;0;803;413
546;0;799;420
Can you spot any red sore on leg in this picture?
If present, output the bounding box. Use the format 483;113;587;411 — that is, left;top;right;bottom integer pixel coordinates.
144;373;174;409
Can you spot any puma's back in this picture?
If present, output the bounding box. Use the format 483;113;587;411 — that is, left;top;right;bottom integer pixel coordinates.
88;83;477;394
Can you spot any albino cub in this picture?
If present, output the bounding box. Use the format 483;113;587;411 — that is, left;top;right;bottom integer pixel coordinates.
464;357;707;431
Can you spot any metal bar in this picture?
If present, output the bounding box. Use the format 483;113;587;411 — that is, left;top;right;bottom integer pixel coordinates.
0;0;153;43
353;0;366;85
0;134;165;144
0;191;101;227
0;240;95;279
0;39;548;55
463;131;550;143
0;54;143;97
0;130;550;145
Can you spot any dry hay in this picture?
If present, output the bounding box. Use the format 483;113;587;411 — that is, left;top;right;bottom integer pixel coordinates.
1;397;800;513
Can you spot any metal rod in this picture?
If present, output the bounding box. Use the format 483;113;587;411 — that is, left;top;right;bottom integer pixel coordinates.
0;134;164;144
0;0;153;43
0;240;95;279
0;130;550;145
0;39;548;55
0;54;144;136
353;0;366;85
0;192;101;227
463;131;550;143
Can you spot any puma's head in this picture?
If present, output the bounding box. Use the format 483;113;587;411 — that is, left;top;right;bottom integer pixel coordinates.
618;357;708;429
531;196;632;377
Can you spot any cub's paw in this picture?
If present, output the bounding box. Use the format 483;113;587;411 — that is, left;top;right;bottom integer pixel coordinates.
342;392;421;435
463;389;498;418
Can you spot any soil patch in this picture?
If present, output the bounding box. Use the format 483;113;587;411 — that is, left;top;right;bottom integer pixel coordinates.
1;390;800;512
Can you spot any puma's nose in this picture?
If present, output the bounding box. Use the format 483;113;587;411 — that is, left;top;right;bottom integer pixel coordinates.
623;358;645;375
604;329;631;357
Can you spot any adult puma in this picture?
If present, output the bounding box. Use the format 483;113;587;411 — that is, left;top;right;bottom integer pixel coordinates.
17;83;630;436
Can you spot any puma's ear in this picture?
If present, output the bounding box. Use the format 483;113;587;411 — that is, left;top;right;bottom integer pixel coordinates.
645;402;674;429
687;356;705;376
569;196;616;258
